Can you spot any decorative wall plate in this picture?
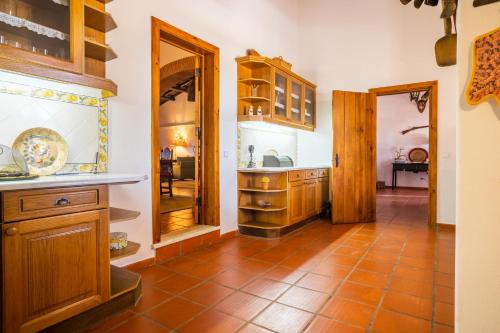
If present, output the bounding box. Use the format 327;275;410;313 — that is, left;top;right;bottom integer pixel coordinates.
408;148;429;163
12;128;68;176
465;27;500;106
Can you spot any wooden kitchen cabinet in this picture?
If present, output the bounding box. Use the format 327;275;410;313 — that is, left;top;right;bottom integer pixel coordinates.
0;0;118;95
316;175;329;214
304;179;317;218
288;180;305;224
2;209;110;333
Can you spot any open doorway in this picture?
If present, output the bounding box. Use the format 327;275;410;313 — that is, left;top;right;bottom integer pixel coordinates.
157;41;200;235
151;18;220;244
370;81;438;225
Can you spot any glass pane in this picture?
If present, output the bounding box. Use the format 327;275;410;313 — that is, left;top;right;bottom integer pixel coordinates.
0;0;71;61
274;72;287;118
291;81;302;122
305;87;315;125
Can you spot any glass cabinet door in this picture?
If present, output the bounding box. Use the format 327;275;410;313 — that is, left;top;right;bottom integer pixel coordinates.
291;80;303;123
273;71;288;119
305;86;315;127
0;0;83;73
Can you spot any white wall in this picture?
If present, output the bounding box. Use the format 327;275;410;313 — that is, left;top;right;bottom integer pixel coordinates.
456;2;500;332
106;0;301;265
377;94;429;188
297;0;457;224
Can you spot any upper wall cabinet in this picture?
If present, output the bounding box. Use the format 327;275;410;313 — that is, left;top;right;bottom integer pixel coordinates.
236;55;317;131
0;0;118;96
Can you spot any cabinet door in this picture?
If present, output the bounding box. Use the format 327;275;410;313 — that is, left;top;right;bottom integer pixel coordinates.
304;179;317;218
316;177;329;214
2;209;109;333
290;80;303;124
273;70;289;120
288;181;304;224
304;86;316;128
0;0;84;73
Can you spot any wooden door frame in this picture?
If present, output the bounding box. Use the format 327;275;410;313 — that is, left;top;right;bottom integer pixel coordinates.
151;17;220;244
369;80;438;226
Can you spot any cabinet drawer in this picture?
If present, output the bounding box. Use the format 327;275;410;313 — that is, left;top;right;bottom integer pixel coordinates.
288;170;305;182
2;185;109;222
318;169;329;178
304;169;318;179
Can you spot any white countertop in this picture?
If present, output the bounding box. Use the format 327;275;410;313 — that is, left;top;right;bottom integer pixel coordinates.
238;165;331;172
0;173;148;191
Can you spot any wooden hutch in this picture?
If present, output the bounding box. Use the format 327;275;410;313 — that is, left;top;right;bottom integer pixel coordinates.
236;55;316;131
0;0;118;95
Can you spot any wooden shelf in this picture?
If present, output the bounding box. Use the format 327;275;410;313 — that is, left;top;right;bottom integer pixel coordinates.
110;207;141;223
239;221;284;229
239;188;287;193
84;3;117;33
239;78;271;85
96;0;115;3
110;265;141;299
85;38;117;61
110;241;140;260
239;205;287;212
240;96;270;102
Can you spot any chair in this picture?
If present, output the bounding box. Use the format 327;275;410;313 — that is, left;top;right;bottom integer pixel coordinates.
160;148;173;197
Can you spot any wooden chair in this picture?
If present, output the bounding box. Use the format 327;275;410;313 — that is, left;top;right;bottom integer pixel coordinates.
160;148;173;197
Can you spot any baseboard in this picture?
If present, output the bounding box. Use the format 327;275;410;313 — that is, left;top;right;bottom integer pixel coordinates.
437;223;456;231
125;257;155;272
378;186;428;190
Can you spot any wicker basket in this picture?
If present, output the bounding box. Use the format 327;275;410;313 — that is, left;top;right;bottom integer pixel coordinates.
272;56;292;70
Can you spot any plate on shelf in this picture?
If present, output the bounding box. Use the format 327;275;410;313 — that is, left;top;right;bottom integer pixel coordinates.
275;102;285;109
291;107;300;114
291;93;300;100
275;86;285;94
408;147;428;163
305;99;312;104
12;128;68;176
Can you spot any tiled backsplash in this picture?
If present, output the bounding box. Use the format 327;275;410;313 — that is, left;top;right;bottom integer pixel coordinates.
0;71;108;173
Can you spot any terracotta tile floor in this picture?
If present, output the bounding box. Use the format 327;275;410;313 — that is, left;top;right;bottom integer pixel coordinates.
88;190;455;333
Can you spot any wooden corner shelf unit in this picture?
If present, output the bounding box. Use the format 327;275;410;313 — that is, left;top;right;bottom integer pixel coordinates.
236;55;317;131
0;0;118;96
237;168;330;238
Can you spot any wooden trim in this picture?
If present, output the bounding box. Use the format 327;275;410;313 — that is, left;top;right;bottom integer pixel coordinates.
369;81;438;226
151;17;220;244
437;223;455;231
124;257;155;272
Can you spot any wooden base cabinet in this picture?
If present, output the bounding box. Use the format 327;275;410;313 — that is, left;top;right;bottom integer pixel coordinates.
303;179;317;218
288;180;305;224
2;209;110;333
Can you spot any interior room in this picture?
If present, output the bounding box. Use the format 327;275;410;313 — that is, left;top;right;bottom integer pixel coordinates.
0;1;498;333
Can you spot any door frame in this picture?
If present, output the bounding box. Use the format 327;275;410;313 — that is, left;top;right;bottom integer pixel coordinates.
369;80;438;226
151;17;220;244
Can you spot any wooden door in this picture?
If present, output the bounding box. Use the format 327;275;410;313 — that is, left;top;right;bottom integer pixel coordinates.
2;210;109;333
193;56;201;224
304;179;317;218
332;91;376;224
288;181;304;224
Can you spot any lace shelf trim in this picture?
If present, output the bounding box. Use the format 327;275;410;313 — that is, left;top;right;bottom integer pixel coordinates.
0;12;69;41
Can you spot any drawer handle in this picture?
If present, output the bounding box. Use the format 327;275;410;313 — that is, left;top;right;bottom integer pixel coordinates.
5;227;18;236
55;197;71;207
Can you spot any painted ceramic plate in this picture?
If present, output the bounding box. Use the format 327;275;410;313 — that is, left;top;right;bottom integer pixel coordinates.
408;147;428;163
12;128;68;176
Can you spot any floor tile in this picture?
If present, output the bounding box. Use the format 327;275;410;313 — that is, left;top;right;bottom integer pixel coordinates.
108;315;170;333
304;315;365;333
357;259;394;274
435;302;454;326
252;303;313;333
310;262;351;279
212;268;257;289
241;278;291;300
382;291;433;320
435;272;455;289
296;273;342;293
435;285;455;304
132;285;172;313
277;286;330;312
144;297;205;329
181;281;234;306
373;309;431;333
389;276;433;299
177;309;244;333
155;273;202;294
434;323;455;333
138;265;173;285
85;310;136;333
215;291;271;321
336;281;383;306
334;246;366;257
348;269;389;288
239;323;274;333
263;266;306;284
320;297;375;328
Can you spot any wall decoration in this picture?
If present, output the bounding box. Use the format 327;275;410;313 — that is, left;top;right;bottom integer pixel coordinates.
0;80;109;173
465;27;500;106
409;90;430;112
